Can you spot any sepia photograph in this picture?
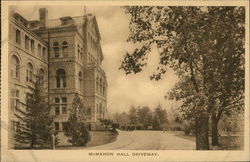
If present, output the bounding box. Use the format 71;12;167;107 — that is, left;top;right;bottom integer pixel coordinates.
1;0;249;161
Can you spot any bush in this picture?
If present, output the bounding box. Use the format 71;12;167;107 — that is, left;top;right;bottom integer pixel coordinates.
136;125;142;130
66;122;91;146
174;126;182;131
184;125;191;135
183;121;195;135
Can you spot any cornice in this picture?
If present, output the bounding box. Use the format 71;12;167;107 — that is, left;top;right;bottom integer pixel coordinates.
32;25;77;34
9;17;48;46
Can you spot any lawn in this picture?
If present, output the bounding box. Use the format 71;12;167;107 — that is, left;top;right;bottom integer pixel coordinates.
170;131;244;150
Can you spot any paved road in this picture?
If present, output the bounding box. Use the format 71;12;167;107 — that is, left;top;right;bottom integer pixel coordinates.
85;130;195;150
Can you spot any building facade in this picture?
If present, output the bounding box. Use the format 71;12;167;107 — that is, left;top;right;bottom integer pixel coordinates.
8;8;108;147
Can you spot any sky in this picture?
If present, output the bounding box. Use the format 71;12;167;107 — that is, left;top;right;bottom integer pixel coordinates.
11;5;179;113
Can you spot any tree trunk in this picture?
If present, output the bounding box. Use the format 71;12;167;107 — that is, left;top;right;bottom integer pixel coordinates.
195;114;209;150
211;113;219;146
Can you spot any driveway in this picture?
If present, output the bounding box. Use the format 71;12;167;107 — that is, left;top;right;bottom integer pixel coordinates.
83;130;195;150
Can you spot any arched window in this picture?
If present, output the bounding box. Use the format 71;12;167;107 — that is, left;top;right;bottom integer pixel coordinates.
39;68;45;83
62;41;68;56
26;63;33;83
79;71;82;90
56;69;66;88
53;42;59;58
11;55;20;79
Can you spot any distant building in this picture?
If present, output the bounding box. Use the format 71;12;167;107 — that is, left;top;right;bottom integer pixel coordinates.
8;8;108;148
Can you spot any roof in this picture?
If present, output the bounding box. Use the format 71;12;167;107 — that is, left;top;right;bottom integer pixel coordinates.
45;14;101;40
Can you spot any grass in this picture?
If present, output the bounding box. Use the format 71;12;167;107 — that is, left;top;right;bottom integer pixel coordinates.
171;131;244;150
14;131;118;150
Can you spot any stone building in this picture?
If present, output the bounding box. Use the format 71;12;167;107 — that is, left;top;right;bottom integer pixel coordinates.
8;8;108;147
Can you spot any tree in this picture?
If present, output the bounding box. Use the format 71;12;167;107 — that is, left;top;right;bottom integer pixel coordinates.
112;112;130;127
15;78;53;149
152;114;161;130
64;94;90;146
120;6;244;149
154;105;168;125
128;106;138;125
137;106;153;129
167;7;245;146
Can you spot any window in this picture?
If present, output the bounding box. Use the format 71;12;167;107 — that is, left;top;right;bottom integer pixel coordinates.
54;122;59;131
61;97;67;114
96;77;99;93
99;78;102;95
55;107;60;115
55;97;60;103
62;41;68;56
79;72;82;90
62;122;68;131
26;63;33;83
38;44;42;57
54;97;67;115
88;53;91;63
38;68;45;83
62;106;67;114
78;45;80;59
53;42;59;58
11;55;20;79
103;82;105;96
55;97;60;115
11;89;19;111
42;47;46;59
16;29;21;44
25;35;30;50
30;39;35;52
80;48;83;60
56;69;66;88
87;108;91;116
14;90;20;111
62;97;67;103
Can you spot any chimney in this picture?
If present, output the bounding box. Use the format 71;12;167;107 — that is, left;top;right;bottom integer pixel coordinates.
39;8;48;29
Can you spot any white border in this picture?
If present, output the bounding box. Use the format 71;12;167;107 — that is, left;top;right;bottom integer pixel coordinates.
1;1;249;162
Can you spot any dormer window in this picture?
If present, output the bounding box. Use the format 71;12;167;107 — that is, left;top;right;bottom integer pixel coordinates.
29;20;39;28
60;16;74;25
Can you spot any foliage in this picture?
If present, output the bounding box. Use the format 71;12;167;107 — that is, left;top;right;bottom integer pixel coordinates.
137;106;153;129
112;105;168;130
112;112;130;126
219;111;244;135
15;79;54;148
183;120;195;135
99;118;113;129
152;115;161;130
119;6;245;149
64;94;90;146
128;106;138;125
